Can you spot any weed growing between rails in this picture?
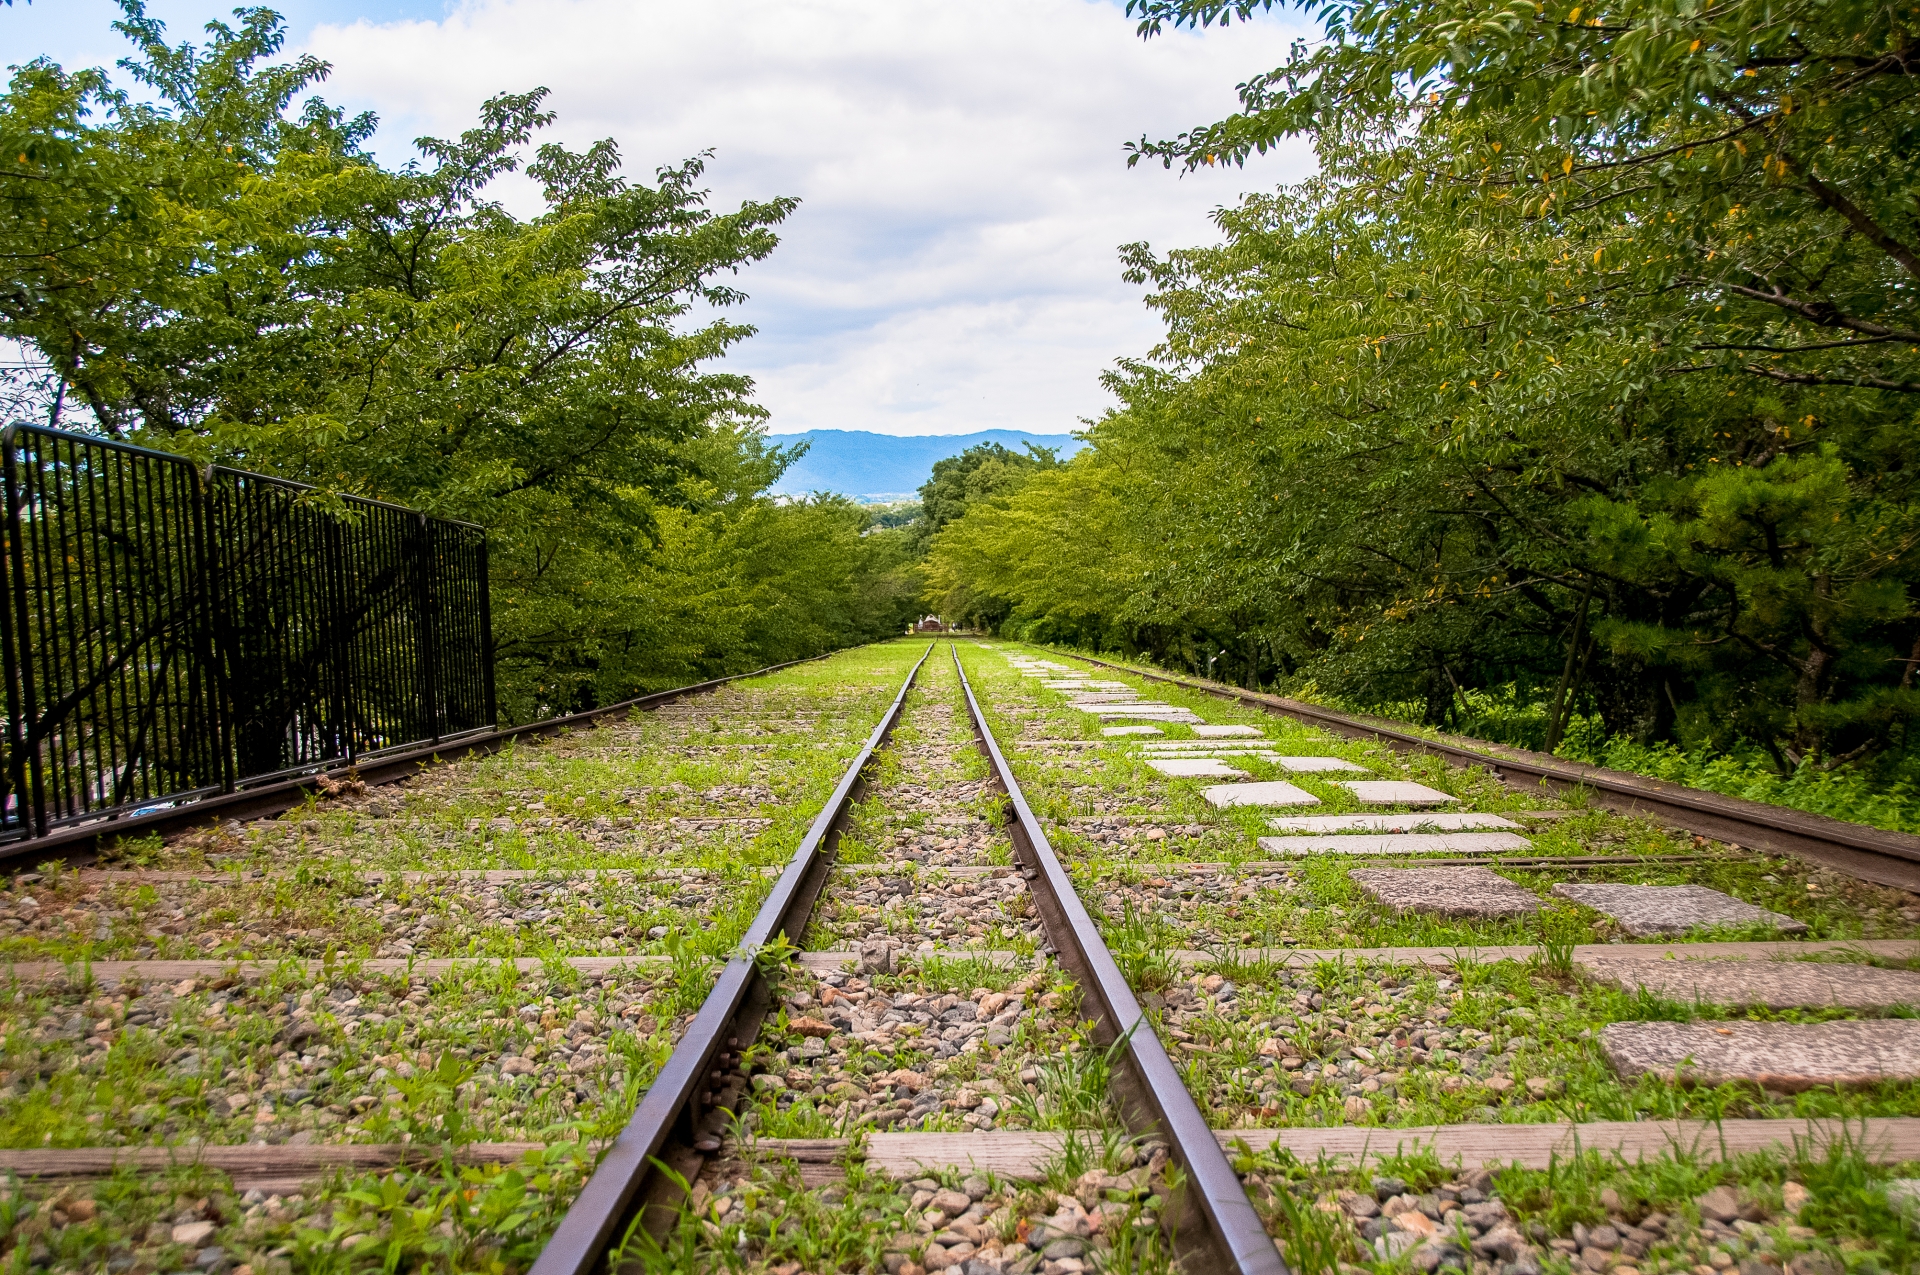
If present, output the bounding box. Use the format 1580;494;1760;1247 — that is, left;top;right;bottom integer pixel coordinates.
0;869;773;965
1137;952;1920;1133
1049;846;1918;961
0;958;708;1143
652;650;1183;1275
0;643;935;1275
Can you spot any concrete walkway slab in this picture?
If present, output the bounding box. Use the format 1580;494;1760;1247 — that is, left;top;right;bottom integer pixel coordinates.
1102;725;1163;736
1267;813;1524;833
1143;740;1274;748
751;1117;1920;1182
1579;957;1920;1011
1336;781;1459;805
1146;758;1249;778
1139;744;1279;753
1255;832;1533;857
1273;756;1373;773
1194;725;1264;737
1203;781;1320;809
1602;1019;1920;1090
1553;883;1808;937
1350;866;1540;918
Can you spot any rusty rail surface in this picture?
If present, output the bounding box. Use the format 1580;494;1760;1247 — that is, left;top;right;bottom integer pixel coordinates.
529;643;934;1275
951;646;1289;1275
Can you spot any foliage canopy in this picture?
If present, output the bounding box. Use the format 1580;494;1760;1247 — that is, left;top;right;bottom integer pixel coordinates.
930;0;1920;775
1;4;919;718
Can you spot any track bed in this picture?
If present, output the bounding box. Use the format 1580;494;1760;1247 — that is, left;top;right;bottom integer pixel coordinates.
5;639;1918;1275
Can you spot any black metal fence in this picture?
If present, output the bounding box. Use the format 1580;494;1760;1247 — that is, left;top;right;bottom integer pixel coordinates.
0;424;494;842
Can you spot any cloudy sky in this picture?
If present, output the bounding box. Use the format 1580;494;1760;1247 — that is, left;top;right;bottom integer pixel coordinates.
10;0;1314;437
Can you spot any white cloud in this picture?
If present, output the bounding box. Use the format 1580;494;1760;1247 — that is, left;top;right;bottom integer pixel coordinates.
302;0;1314;436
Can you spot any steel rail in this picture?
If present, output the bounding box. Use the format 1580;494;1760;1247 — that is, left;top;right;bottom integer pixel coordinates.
529;643;934;1275
2;647;856;869
951;646;1289;1275
1051;648;1920;893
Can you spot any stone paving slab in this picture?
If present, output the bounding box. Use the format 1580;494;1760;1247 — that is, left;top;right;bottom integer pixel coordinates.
1272;756;1373;773
1203;781;1321;808
764;1117;1920;1181
1602;1019;1920;1090
1194;724;1263;737
1144;737;1282;748
785;941;1920;980
1552;883;1809;937
1580;957;1920;1010
1336;780;1460;805
1267;813;1525;833
1255;832;1533;857
1143;740;1274;748
1146;758;1249;778
1349;866;1540;918
4;956;675;986
1102;725;1163;736
1161;939;1920;969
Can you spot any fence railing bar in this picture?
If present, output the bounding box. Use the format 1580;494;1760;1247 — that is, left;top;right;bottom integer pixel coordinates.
0;424;494;848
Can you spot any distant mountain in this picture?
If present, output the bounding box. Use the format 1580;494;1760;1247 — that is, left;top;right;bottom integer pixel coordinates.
767;430;1085;501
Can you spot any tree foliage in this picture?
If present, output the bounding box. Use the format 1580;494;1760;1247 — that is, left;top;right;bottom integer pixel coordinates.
913;442;1061;623
931;0;1920;772
2;4;915;718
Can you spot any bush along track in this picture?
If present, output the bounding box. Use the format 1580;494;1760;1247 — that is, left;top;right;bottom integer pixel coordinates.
0;643;929;1275
959;643;1920;1275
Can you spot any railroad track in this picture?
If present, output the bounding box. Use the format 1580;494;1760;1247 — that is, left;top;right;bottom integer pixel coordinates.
1;648;853;869
3;639;1917;1275
519;643;1920;1275
0;645;929;1272
1047;649;1920;893
532;641;1276;1274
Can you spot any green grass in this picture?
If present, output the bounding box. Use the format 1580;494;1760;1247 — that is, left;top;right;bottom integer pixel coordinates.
1234;1133;1920;1275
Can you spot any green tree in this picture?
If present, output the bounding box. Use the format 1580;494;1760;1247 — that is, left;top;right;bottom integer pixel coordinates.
913;442;1061;624
927;0;1920;770
3;4;902;716
915;443;1059;546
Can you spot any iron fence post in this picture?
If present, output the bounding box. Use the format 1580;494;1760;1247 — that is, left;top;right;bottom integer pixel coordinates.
194;462;235;794
478;534;497;728
321;513;354;765
0;427;46;838
412;513;443;743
